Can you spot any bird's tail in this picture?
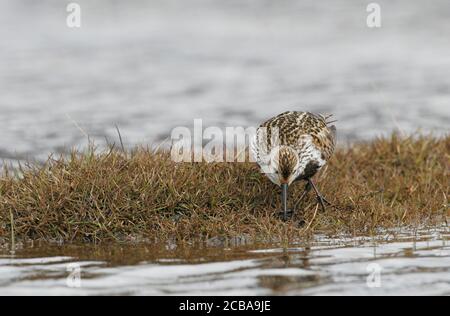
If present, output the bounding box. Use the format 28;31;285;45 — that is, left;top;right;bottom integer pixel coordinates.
322;113;338;125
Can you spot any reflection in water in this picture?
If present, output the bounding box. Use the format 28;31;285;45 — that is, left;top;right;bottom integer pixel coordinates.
0;228;448;295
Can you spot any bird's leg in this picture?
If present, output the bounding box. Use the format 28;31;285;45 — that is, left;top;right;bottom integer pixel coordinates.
293;181;312;211
308;179;331;212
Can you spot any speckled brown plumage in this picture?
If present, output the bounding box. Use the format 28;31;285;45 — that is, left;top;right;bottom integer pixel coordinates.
251;111;336;186
251;111;337;220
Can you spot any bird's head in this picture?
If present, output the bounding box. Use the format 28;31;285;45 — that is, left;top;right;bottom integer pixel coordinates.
269;146;300;186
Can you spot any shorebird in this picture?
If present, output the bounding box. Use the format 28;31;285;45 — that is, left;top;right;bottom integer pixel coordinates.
251;111;336;221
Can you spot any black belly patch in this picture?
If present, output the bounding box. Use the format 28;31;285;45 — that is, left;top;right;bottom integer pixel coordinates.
298;161;320;180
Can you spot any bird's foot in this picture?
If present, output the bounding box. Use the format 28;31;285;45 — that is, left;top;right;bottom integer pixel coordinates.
316;196;333;212
317;196;332;206
277;209;293;221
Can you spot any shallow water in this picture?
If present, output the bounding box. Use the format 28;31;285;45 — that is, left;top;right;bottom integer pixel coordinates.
1;228;448;295
1;0;450;166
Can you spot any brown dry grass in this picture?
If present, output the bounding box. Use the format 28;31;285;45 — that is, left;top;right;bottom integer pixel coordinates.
0;133;448;244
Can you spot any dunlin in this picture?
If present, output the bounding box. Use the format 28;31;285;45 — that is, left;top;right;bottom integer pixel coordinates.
251;111;336;220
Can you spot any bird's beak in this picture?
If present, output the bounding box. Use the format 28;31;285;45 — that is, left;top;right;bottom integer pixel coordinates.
281;183;288;220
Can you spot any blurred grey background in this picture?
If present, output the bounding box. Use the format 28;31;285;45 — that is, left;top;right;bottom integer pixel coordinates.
0;0;449;164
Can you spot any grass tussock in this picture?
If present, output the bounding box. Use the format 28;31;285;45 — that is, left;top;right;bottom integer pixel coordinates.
0;133;448;244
